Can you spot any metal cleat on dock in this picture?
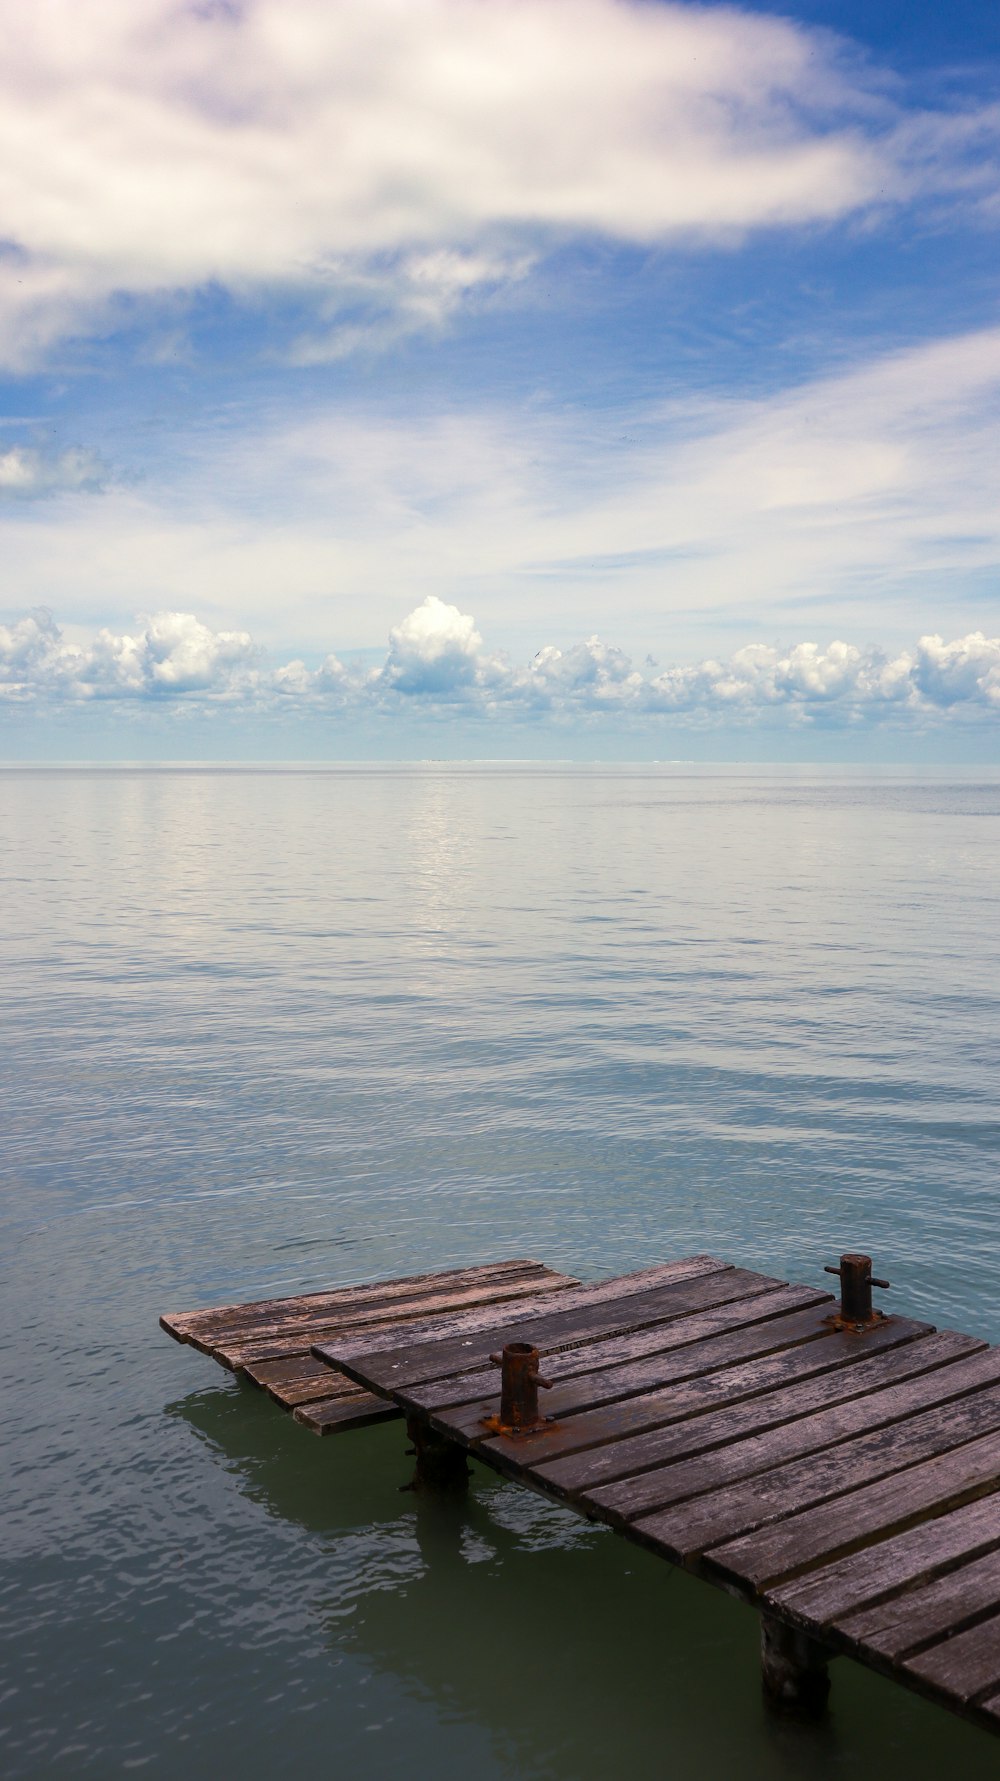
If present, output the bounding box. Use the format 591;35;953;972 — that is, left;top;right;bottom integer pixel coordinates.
481;1341;554;1437
823;1252;891;1331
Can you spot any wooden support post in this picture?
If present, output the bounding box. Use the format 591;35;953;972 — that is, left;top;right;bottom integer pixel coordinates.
760;1612;831;1719
404;1415;469;1494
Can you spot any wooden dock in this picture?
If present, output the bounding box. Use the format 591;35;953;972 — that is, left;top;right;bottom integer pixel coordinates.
164;1250;1000;1737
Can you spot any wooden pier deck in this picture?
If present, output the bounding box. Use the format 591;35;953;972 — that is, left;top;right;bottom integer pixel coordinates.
314;1253;1000;1737
163;1249;1000;1738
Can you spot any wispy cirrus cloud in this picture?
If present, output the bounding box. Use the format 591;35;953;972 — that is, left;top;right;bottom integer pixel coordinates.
3;323;996;656
0;0;995;367
4;598;998;729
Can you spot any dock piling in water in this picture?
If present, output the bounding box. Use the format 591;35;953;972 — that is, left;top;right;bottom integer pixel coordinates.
759;1612;831;1718
404;1414;469;1493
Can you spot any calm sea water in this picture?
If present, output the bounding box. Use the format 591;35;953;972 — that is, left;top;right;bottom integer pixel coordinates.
3;763;1000;1779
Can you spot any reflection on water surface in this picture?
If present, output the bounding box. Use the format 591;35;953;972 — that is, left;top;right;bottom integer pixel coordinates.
3;765;1000;1778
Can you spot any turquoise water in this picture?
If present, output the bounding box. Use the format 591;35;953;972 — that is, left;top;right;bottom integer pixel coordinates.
3;763;1000;1778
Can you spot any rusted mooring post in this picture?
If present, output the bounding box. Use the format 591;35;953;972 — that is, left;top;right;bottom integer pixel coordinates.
404;1415;469;1494
760;1613;831;1718
482;1341;553;1437
824;1252;890;1330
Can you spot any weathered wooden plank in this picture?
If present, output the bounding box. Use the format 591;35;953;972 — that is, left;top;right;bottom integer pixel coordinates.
198;1265;577;1349
205;1270;580;1366
708;1431;1000;1592
769;1493;1000;1627
161;1257;555;1343
588;1347;1000;1537
625;1377;1000;1561
407;1283;821;1413
242;1353;329;1390
905;1611;1000;1703
293;1391;400;1435
434;1304;926;1460
336;1269;826;1404
535;1331;978;1497
242;1354;365;1406
271;1371;363;1408
319;1257;731;1371
839;1548;1000;1663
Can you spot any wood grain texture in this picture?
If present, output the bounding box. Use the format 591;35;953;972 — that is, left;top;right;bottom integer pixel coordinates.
317;1257;730;1374
839;1548;1000;1663
293;1392;399;1435
707;1430;1000;1591
768;1492;1000;1626
161;1258;558;1344
269;1371;362;1408
428;1311;931;1465
207;1271;581;1367
162;1256;584;1430
534;1331;979;1496
905;1611;1000;1703
405;1283;822;1414
163;1248;1000;1736
347;1277;833;1405
600;1361;1000;1554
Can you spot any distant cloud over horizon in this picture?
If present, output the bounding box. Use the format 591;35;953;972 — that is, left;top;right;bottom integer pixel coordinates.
1;0;996;751
3;598;998;731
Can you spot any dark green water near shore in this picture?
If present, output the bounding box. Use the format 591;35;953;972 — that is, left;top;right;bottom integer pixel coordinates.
4;763;1000;1778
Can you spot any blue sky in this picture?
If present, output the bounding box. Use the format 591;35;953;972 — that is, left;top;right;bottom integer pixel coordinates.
0;0;998;759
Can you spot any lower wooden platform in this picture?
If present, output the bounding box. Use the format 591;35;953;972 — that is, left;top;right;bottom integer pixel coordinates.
161;1257;580;1431
315;1254;1000;1740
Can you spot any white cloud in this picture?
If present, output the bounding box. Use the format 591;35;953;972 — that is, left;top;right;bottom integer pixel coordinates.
284;247;536;363
377;594;500;696
3;598;999;728
913;632;1000;709
0;0;984;366
0;443;107;498
0;607;257;701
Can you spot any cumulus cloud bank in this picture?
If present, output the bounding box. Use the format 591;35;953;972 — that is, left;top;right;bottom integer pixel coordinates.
2;597;999;728
0;608;256;701
0;0;993;365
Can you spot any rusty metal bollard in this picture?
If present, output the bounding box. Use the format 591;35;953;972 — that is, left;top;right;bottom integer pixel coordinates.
482;1342;553;1436
824;1252;890;1330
